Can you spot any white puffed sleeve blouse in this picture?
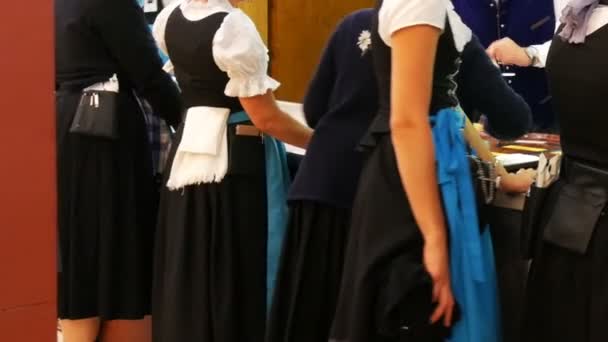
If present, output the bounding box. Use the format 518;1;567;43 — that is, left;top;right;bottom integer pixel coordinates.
378;0;472;52
153;0;280;98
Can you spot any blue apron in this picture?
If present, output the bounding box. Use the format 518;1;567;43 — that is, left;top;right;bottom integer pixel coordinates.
228;111;291;311
430;108;501;342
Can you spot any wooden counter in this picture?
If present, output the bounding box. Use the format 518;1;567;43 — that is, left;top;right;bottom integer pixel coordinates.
489;133;561;172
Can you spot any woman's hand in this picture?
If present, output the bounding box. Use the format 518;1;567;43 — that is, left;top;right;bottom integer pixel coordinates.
499;168;536;193
424;236;455;327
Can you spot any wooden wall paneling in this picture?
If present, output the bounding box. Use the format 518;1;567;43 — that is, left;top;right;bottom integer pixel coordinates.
268;0;374;102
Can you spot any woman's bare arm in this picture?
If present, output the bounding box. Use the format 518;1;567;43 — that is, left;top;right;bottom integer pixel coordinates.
390;24;454;327
240;91;312;149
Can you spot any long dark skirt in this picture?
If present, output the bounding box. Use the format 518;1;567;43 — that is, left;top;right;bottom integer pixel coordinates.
56;91;157;320
487;207;529;342
329;135;450;342
152;126;268;342
267;200;350;342
523;208;608;341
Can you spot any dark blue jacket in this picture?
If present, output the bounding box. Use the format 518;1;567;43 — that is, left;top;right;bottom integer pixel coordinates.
452;0;556;130
288;9;378;209
288;9;531;209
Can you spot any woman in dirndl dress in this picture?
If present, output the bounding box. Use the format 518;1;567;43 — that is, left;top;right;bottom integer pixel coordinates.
523;1;608;341
150;0;312;341
329;1;503;341
55;0;183;340
268;2;535;341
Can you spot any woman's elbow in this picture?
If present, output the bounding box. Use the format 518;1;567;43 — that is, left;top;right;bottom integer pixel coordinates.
248;110;276;133
506;98;533;137
390;114;427;135
240;94;281;133
487;104;533;139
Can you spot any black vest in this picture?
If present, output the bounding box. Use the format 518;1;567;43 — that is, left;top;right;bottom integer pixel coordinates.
368;0;462;137
165;8;243;112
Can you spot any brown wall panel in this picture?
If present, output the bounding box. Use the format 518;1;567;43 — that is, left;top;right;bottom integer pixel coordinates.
0;1;56;341
0;304;56;341
269;0;374;101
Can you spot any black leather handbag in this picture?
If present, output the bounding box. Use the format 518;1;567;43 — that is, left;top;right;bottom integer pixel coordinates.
521;158;608;257
541;159;608;254
70;90;119;139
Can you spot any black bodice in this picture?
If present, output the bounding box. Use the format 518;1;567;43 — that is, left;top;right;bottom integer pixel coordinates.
165;9;243;112
547;23;608;167
368;0;462;138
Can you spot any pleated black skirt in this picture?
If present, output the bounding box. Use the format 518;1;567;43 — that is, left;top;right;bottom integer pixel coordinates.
152;125;268;342
266;200;350;342
56;91;157;320
523;211;608;342
329;135;450;342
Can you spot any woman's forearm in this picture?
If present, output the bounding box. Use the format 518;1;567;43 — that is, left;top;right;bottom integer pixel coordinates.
240;92;312;149
261;110;312;149
390;25;446;243
391;121;447;243
462;115;509;175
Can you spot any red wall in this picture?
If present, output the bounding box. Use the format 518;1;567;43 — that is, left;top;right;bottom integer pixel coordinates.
0;2;56;341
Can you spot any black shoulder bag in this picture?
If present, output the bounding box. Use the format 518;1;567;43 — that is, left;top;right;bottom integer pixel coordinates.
69;78;120;139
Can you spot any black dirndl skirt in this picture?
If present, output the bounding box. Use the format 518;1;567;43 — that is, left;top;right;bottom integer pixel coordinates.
152;124;268;342
56;90;157;320
523;175;608;342
267;200;350;342
329;135;452;342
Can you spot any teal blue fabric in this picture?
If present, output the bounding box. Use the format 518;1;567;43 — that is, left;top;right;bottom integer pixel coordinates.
228;111;291;311
430;108;501;342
